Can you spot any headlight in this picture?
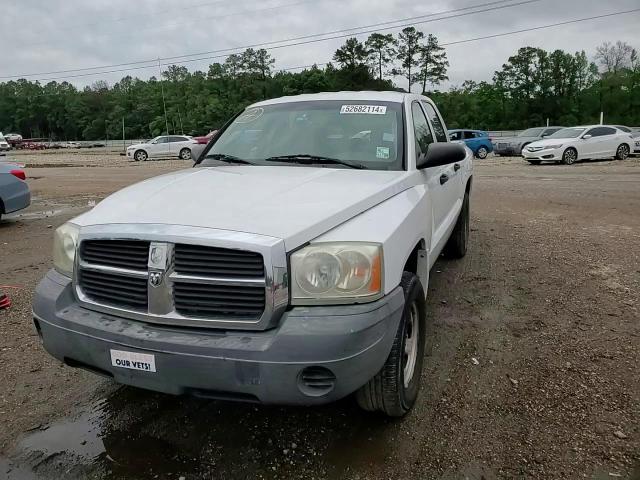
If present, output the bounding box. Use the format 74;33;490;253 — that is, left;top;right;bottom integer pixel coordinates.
291;243;382;305
53;222;80;277
545;144;563;149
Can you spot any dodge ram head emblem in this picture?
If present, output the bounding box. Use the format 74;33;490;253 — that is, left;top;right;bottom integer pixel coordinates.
149;271;163;288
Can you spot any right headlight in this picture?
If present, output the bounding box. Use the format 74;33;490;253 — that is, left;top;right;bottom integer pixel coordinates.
290;243;383;305
53;222;80;277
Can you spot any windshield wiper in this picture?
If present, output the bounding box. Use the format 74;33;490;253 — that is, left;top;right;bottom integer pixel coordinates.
264;154;365;169
204;153;254;165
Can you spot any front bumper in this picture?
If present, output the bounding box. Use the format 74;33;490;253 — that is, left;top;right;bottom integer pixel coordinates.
522;148;562;161
634;141;640;154
493;144;521;156
33;270;404;405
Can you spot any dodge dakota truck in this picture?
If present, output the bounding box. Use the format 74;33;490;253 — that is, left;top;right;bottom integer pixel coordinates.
33;91;473;417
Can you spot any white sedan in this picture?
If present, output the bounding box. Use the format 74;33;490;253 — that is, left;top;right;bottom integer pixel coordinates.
126;135;195;161
523;126;635;165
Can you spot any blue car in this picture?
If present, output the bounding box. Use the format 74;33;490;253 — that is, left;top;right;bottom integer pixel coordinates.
0;162;30;221
448;129;493;159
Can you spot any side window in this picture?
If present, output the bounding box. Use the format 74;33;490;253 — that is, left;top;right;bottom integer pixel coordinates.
599;127;616;136
463;131;476;140
169;136;186;143
156;136;169;144
449;131;462;141
587;127;615;137
411;102;434;157
421;102;448;142
543;128;559;136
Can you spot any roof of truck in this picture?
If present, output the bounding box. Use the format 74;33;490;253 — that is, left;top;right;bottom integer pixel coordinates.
251;91;414;107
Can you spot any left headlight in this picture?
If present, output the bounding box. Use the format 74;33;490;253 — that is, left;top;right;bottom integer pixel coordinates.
544;144;563;149
53;222;80;277
290;243;383;305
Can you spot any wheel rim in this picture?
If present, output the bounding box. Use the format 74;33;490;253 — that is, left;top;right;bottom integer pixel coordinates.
478;147;487;159
403;301;419;388
618;145;628;159
136;151;146;161
565;149;576;164
181;149;191;160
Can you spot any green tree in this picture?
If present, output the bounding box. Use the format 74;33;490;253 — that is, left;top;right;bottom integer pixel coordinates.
394;27;425;91
333;38;369;69
419;34;449;93
365;33;397;81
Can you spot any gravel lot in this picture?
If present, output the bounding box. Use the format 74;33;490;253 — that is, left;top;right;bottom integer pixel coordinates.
0;151;638;479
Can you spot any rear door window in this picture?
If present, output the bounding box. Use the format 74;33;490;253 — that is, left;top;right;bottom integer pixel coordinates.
411;102;434;158
421;102;448;142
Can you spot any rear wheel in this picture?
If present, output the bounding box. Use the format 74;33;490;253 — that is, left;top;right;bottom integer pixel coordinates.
179;148;192;160
562;147;577;165
616;144;629;160
355;272;427;417
134;150;148;162
443;190;470;259
476;146;488;159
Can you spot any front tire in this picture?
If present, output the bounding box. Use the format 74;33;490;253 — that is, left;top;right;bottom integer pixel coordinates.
616;144;630;160
443;190;470;259
179;148;192;160
562;147;577;165
476;146;488;159
355;272;427;417
134;149;148;162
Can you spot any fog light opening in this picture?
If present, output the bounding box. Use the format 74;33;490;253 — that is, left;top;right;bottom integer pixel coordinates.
298;366;336;397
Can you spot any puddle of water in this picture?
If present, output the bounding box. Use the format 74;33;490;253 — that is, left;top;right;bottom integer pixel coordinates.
3;385;397;480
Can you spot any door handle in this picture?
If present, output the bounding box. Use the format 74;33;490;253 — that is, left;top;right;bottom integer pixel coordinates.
440;174;449;185
454;163;461;172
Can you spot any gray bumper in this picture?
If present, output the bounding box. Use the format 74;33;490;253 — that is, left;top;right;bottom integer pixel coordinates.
33;270;404;405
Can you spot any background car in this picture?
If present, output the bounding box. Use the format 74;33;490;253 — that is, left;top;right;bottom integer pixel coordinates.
449;129;493;159
614;125;640;154
522;125;634;165
0;133;11;152
126;135;195;161
493;126;564;156
0;163;30;220
4;133;23;142
191;130;218;161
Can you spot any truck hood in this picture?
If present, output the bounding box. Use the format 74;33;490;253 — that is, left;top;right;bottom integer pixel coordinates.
74;166;418;249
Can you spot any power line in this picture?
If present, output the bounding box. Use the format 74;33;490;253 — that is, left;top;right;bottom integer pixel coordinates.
1;0;538;79
6;6;640;84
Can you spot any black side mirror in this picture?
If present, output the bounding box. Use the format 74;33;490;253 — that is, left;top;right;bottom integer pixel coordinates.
417;142;467;169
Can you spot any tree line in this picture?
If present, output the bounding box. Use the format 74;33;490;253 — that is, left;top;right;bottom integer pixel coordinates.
0;30;637;140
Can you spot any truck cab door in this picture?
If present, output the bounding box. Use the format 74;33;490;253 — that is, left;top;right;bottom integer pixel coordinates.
412;102;462;252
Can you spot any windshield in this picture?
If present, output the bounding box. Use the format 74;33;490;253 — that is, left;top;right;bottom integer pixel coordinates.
198;100;405;171
547;127;587;139
518;128;544;137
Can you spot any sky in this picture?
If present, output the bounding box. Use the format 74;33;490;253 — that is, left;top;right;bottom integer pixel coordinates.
1;0;639;90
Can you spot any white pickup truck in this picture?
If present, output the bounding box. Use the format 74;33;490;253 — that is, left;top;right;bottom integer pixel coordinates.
34;91;472;417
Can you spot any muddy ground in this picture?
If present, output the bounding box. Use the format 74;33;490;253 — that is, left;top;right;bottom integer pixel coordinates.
0;151;638;479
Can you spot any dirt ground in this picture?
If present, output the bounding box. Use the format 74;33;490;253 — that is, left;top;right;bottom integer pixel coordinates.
0;151;638;480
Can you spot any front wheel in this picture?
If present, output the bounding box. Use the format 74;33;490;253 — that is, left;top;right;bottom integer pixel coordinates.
179;148;192;160
355;272;427;417
134;149;148;162
615;144;629;160
562;147;577;165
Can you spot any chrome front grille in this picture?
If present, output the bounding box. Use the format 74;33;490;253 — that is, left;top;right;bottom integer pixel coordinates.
81;240;150;270
79;268;148;310
74;228;288;330
174;244;264;278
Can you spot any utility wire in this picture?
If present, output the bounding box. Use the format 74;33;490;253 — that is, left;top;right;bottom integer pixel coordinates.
5;7;639;84
0;0;538;79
